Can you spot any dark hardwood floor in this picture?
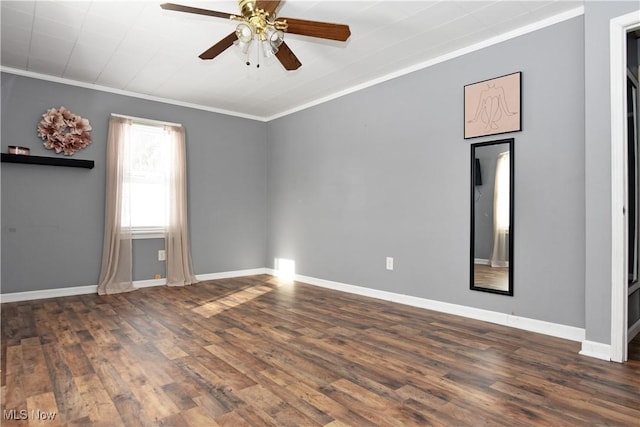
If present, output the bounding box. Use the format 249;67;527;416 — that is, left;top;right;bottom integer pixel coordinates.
2;275;639;426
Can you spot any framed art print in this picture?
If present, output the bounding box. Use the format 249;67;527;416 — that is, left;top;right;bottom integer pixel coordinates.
464;72;521;139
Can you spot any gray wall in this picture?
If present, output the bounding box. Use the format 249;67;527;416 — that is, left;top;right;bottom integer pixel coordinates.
267;16;586;328
1;73;267;293
584;1;640;344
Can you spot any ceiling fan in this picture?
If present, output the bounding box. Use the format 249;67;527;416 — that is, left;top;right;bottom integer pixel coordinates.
160;0;351;71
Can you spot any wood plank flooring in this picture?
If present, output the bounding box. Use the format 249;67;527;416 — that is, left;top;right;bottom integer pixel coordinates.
473;264;509;291
2;274;639;426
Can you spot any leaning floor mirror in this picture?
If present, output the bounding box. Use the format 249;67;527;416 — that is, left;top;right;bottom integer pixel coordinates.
470;138;514;295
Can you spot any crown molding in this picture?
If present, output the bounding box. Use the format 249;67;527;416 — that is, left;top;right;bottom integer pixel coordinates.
265;6;585;121
0;66;267;122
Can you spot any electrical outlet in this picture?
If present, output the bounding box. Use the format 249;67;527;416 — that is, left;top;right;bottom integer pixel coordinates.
155;274;161;280
158;250;166;261
386;257;394;271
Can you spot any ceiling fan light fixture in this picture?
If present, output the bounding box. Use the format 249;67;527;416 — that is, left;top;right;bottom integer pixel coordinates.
261;39;278;57
235;22;254;43
234;38;252;54
264;26;284;49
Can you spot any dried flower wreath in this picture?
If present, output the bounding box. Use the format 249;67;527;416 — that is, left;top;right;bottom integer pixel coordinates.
37;106;92;155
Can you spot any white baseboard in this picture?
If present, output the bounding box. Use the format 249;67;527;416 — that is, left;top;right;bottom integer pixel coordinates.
579;340;612;361
288;272;586;343
0;285;98;303
474;259;510;267
133;268;269;288
0;268;269;303
196;268;268;281
134;278;166;289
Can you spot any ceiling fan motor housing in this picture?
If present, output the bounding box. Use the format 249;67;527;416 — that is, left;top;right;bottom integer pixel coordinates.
238;0;257;18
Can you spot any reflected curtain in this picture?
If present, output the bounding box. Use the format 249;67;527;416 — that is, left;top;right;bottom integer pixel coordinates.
97;117;134;295
490;151;510;268
164;125;198;287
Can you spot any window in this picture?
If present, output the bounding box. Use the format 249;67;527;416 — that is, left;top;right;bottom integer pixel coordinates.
121;123;171;237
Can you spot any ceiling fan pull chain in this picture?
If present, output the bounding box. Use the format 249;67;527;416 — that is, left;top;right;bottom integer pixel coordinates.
256;41;261;68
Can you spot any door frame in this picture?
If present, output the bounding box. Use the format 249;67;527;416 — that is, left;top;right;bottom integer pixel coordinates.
610;10;640;363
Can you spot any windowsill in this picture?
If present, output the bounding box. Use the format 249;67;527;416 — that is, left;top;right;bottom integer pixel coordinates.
132;233;165;240
123;228;166;239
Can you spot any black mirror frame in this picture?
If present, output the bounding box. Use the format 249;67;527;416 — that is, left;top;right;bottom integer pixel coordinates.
470;138;514;296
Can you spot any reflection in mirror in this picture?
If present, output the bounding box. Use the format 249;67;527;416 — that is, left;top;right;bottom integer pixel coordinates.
470;138;514;295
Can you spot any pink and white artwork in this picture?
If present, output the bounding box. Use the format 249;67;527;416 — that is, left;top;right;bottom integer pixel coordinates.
464;72;521;139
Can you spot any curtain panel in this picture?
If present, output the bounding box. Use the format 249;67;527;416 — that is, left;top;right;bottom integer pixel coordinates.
165;125;198;287
490;150;510;268
97;117;134;295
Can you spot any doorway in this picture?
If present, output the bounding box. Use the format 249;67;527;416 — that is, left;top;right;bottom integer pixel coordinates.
626;32;640;360
611;11;640;363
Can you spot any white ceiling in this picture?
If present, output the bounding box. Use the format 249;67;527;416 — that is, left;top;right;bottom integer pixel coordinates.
1;0;583;120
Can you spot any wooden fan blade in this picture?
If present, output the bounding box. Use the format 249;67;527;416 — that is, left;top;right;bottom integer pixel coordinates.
255;0;281;16
160;3;234;20
199;32;238;60
278;17;351;41
275;42;301;70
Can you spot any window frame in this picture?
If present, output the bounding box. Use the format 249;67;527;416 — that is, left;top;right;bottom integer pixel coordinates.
121;121;172;239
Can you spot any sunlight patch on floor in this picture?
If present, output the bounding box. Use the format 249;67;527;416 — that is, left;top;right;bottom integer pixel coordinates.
192;284;273;318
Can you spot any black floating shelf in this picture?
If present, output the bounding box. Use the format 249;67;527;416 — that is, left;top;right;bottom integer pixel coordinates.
1;153;94;169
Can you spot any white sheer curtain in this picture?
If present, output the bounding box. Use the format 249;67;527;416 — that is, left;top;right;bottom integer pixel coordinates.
490;150;510;268
97;116;134;295
164;124;198;287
